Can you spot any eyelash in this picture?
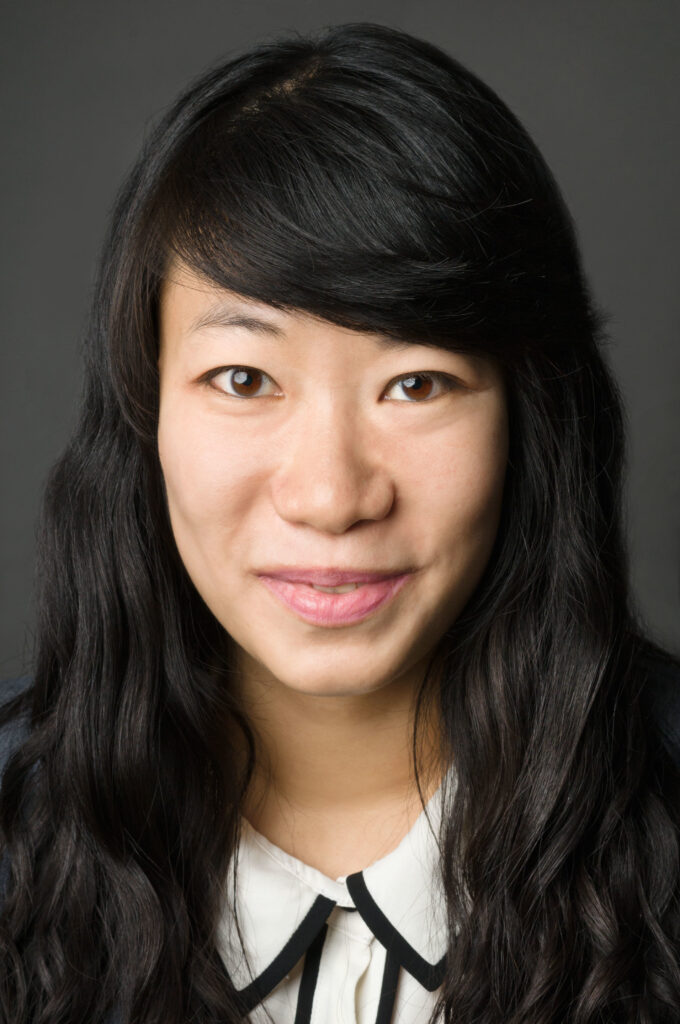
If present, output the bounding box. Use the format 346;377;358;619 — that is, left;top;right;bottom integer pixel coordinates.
200;366;461;403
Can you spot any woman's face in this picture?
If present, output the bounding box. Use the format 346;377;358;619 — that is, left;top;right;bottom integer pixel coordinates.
157;263;509;697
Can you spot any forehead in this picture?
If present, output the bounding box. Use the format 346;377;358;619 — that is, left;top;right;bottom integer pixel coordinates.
160;264;419;353
160;262;282;318
158;261;504;387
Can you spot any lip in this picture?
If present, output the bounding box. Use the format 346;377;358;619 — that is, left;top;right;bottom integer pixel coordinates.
257;570;413;627
257;567;409;586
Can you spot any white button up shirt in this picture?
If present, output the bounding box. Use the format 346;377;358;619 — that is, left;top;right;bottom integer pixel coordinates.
216;778;449;1024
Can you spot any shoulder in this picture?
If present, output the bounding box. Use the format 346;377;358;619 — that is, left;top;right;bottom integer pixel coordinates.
639;651;680;769
0;675;33;900
0;674;33;779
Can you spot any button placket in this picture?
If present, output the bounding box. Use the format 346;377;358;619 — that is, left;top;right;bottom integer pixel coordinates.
312;906;374;1024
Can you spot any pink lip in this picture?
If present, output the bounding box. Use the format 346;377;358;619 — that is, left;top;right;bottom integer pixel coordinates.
257;572;413;627
258;567;408;586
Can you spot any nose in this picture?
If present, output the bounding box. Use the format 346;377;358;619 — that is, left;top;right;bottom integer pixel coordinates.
270;398;395;534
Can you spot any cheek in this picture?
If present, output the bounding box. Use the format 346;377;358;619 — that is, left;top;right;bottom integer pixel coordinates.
408;409;508;543
411;421;507;598
417;409;508;628
157;405;261;543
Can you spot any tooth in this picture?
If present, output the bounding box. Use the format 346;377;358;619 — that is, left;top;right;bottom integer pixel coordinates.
312;583;359;593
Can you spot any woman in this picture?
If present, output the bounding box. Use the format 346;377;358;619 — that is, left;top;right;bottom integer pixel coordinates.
1;21;679;1024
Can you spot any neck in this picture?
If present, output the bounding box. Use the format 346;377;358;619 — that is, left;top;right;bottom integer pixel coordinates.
229;647;445;875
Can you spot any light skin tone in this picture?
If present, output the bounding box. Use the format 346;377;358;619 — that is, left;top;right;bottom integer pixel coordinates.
157;261;509;877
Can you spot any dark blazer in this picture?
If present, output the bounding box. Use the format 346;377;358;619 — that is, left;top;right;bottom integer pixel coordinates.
0;659;679;1024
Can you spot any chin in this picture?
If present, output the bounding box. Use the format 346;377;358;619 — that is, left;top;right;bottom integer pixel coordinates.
294;679;386;698
276;667;390;698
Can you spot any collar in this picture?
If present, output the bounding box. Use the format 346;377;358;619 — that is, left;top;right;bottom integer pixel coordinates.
216;773;453;1012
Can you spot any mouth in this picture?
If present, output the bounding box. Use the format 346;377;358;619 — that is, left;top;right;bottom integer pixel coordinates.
256;569;413;627
257;567;410;585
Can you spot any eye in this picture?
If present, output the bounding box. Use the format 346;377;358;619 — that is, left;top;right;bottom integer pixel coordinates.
200;366;460;402
384;371;459;402
203;366;279;399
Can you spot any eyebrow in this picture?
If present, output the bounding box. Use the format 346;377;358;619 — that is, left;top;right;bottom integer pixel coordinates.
188;304;416;350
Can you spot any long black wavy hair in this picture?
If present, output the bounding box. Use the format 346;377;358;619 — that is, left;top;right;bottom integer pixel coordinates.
1;21;679;1024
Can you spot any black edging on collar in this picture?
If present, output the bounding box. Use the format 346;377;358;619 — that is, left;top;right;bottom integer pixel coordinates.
293;922;328;1024
235;893;336;1012
374;946;401;1024
346;871;447;991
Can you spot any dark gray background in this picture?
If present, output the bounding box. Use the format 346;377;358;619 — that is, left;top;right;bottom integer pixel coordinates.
2;0;679;679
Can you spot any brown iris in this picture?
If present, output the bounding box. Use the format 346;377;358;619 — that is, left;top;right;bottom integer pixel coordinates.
399;374;434;400
229;368;265;397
